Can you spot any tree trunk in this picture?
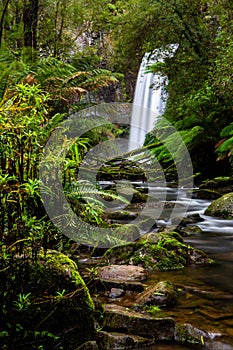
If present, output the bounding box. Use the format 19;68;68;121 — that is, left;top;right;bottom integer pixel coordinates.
0;0;10;48
23;0;39;56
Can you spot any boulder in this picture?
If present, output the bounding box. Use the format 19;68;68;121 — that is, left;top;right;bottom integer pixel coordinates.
175;323;209;345
96;265;148;282
200;177;233;194
204;192;233;219
177;225;203;236
103;231;213;271
96;331;154;349
90;265;147;294
135;281;178;308
0;250;95;349
171;214;204;226
101;304;175;341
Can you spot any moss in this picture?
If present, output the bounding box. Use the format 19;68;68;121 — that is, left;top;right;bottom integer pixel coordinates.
175;324;206;345
0;250;95;349
105;211;137;221
103;241;137;261
200;176;233;189
156;257;185;271
166;231;184;242
131;251;156;269
103;230;212;271
35;250;94;308
204;192;233;219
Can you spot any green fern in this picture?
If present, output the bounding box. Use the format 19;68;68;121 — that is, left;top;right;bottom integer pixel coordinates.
216;123;233;164
220;123;233;138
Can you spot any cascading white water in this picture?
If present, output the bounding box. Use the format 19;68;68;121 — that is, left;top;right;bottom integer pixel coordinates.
128;45;178;151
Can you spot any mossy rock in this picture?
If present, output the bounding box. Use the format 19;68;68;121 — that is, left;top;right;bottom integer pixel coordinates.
111;224;141;242
96;331;154;350
117;186;147;203
204;192;233;219
105;210;137;221
192;188;221;200
200;177;233;193
177;225;202;236
103;231;213;271
135;281;179;308
0;250;95;349
175;323;209;345
101;304;175;341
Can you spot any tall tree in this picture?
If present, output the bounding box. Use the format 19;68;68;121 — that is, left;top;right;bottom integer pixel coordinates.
23;0;39;56
0;0;10;47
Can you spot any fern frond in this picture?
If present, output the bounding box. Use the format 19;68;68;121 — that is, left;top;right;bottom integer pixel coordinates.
220;123;233;138
216;136;233;155
65;71;91;85
66;180;130;206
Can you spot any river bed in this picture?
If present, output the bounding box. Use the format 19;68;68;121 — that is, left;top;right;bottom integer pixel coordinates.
136;188;233;349
93;182;233;349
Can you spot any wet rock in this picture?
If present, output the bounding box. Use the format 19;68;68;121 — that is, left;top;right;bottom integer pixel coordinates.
135;281;178;308
92;279;144;293
192;188;221;200
104;232;213;271
172;213;204;226
182;285;233;301
200;177;233;194
156;227;184;241
109;288;125;298
177;225;203;236
102;304;175;340
138;217;157;231
96;331;154;349
204;192;233;219
116;186;147;203
105;211;138;221
175;323;209;345
97;265;148;282
91;265;146;294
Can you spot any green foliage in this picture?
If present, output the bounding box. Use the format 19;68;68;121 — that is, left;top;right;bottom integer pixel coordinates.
0;70;124;255
216;122;233;168
0;251;95;349
0;84;53;249
145;125;204;179
14;293;32;311
143;305;161;315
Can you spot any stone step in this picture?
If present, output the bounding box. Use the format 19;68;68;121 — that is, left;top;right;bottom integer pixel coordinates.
101;304;175;341
96;331;154;350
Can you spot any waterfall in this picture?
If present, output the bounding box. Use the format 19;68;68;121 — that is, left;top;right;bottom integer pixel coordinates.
128;45;178;151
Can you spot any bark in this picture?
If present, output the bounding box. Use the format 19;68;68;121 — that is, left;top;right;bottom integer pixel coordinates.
23;0;39;53
0;0;10;47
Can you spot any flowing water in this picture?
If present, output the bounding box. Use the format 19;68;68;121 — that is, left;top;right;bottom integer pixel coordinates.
100;45;232;348
128;45;178;151
134;185;233;350
95;181;233;349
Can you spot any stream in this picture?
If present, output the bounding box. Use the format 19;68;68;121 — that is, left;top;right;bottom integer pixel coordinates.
87;181;233;349
135;185;233;350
